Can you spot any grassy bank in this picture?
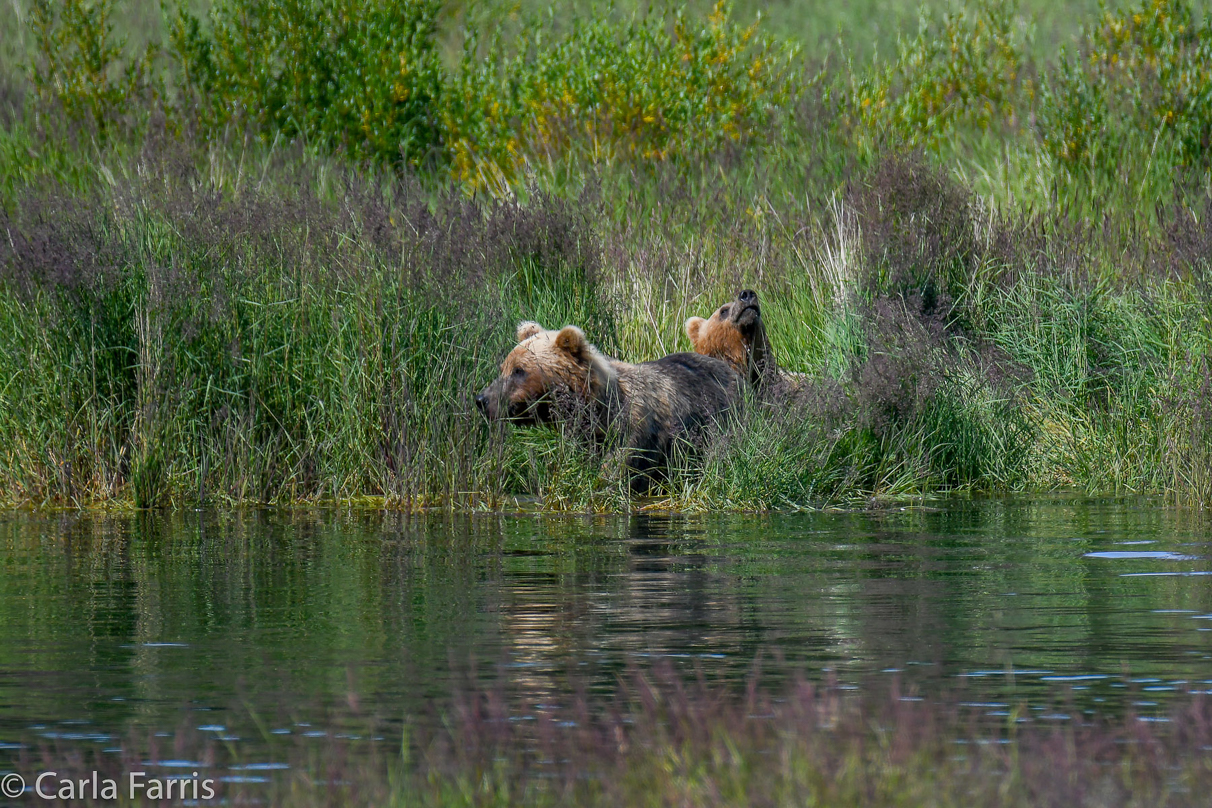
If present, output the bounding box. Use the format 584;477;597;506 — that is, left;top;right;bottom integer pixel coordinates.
0;0;1210;510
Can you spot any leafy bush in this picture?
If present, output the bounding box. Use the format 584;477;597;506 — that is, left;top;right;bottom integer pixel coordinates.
1038;0;1212;174
442;1;798;189
844;0;1027;152
164;0;444;167
28;0;158;138
26;0;795;182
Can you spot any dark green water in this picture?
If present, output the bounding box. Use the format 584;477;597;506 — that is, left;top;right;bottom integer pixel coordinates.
2;497;1211;771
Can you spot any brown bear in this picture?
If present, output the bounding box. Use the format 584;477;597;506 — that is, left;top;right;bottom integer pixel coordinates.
476;321;742;491
685;289;808;393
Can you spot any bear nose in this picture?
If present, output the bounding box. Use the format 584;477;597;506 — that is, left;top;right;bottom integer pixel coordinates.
738;289;757;304
475;394;488;413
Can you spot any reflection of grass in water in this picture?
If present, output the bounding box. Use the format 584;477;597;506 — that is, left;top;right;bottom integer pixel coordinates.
22;667;1212;807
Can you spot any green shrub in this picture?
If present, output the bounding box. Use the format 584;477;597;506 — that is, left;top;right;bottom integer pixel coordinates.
164;0;444;167
1038;0;1212;175
441;1;798;189
28;0;158;137
844;0;1028;153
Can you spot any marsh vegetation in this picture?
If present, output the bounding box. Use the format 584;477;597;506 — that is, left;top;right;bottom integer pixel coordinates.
5;7;1212;801
0;0;1209;512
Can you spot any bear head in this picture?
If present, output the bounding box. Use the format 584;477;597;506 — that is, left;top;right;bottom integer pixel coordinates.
476;321;619;424
685;289;774;388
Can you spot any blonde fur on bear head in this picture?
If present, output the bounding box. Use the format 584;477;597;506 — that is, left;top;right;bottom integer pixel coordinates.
517;321;544;342
478;322;619;421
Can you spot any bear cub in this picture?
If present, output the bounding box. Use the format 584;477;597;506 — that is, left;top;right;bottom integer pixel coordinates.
685;289;805;394
477;322;742;491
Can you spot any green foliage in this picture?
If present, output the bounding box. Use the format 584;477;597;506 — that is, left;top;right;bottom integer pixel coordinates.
164;0;444;167
668;399;853;510
443;1;798;190
21;0;1208;204
28;0;157;137
986;265;1207;497
1164;358;1212;506
6;0;1212;511
844;0;1028;153
23;0;794;182
1038;0;1212;175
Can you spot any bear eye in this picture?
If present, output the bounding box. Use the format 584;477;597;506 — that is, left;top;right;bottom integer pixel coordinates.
512;367;526;378
719;305;730;318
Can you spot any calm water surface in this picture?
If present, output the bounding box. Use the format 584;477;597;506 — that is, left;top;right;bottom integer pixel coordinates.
2;496;1211;770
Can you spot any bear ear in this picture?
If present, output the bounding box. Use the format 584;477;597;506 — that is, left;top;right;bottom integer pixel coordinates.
517;321;544;342
553;325;588;359
685;317;705;345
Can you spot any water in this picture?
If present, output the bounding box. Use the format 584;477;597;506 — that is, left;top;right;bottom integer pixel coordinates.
2;496;1211;770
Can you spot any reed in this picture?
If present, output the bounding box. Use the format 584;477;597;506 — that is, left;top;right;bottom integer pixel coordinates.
0;0;1210;511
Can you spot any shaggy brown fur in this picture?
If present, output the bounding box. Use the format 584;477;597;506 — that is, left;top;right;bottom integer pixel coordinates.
477;321;742;491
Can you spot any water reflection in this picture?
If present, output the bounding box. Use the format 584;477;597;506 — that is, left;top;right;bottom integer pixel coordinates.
1;498;1211;765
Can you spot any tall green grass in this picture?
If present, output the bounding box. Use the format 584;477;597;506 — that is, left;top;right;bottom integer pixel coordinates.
0;151;616;508
1;0;1210;511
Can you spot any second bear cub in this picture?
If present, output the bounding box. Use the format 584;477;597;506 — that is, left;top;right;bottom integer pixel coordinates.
685;289;809;395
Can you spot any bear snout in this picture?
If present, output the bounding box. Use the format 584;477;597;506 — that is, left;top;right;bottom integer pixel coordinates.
731;291;762;331
477;379;530;422
475;383;502;420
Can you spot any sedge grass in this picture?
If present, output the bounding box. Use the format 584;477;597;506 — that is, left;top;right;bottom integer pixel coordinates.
1;0;1211;511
